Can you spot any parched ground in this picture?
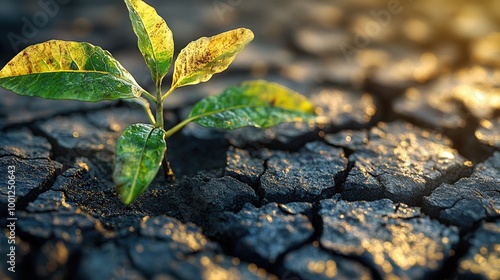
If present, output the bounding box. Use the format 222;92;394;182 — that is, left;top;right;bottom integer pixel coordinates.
1;0;499;279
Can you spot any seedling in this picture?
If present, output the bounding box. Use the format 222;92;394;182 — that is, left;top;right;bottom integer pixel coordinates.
0;0;317;204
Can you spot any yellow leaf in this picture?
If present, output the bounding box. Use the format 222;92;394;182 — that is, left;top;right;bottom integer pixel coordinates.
1;40;89;76
171;28;254;89
0;40;145;101
124;0;174;83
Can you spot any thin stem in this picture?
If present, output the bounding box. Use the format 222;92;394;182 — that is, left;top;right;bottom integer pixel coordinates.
155;81;164;129
161;86;175;102
162;154;176;181
142;91;156;103
164;116;195;138
124;97;156;126
143;102;156;125
164;105;248;138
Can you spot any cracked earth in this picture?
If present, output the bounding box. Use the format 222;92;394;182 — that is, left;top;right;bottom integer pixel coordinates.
1;0;499;279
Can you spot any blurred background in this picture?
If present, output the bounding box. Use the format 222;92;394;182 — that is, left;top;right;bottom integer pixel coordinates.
0;0;499;159
2;0;499;85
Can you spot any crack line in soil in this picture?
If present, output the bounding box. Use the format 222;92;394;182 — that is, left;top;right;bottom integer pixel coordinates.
313;200;384;280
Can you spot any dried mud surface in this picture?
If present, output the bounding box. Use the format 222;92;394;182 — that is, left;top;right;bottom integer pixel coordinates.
1;0;499;279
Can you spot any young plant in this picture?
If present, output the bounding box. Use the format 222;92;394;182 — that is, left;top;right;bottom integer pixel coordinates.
0;0;317;205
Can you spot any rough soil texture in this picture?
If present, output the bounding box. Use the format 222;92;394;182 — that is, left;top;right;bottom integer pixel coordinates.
1;0;499;279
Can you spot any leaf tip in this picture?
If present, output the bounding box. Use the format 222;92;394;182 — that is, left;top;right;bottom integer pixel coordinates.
239;27;255;42
113;173;137;205
119;190;136;205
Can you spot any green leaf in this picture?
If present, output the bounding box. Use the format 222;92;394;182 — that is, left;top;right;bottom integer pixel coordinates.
124;0;174;83
171;28;254;89
0;40;147;102
188;80;317;129
113;124;166;205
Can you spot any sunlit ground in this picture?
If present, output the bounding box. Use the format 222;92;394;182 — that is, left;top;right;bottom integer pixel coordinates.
0;0;498;279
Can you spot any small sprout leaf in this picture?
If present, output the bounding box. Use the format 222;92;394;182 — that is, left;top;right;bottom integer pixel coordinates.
188;80;317;129
0;40;146;102
113;124;166;205
124;0;174;82
171;28;254;89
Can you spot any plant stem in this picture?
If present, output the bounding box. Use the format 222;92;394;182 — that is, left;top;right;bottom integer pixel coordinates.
155;81;164;129
162;154;176;181
125;97;156;126
142;91;156;103
155;81;176;179
164;105;248;138
161;87;175;102
143;103;156;125
164;117;194;138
